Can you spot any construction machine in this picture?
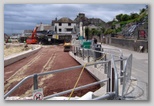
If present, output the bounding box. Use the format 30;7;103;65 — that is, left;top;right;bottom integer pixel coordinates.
64;39;71;52
26;27;38;44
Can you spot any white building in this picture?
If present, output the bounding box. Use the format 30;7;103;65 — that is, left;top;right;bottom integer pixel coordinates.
22;30;33;37
53;17;76;34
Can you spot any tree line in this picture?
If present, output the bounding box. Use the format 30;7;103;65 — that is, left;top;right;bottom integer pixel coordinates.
85;5;148;40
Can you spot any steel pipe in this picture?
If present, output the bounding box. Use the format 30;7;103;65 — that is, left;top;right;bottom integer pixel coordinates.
44;79;108;100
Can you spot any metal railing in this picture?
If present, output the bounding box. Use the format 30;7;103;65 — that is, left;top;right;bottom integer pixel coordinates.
4;61;108;99
4;45;132;100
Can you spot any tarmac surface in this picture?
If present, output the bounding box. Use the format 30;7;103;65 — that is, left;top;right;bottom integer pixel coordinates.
101;44;148;100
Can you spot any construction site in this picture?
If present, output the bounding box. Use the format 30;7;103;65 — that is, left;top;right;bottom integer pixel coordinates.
4;10;148;100
4;32;143;100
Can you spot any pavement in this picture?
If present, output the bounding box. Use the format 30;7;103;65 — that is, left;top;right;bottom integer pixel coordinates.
101;44;148;100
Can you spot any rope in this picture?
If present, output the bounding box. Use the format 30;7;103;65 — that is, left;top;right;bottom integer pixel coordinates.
68;53;106;100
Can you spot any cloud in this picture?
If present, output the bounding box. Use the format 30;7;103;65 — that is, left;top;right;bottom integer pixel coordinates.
4;4;146;34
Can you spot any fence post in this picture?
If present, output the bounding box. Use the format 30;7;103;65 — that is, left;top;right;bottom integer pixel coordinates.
75;47;77;56
106;61;111;92
111;68;115;92
94;50;97;68
104;54;107;74
82;48;84;60
107;67;115;93
87;49;90;62
120;56;123;85
33;74;38;90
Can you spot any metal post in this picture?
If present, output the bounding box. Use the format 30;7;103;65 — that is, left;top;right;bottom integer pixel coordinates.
76;47;79;56
108;68;114;93
94;50;97;68
94;59;97;68
87;49;90;62
104;54;107;74
82;48;84;60
75;47;77;56
106;61;111;92
77;47;79;56
33;74;38;90
111;68;115;92
73;46;76;55
120;56;123;85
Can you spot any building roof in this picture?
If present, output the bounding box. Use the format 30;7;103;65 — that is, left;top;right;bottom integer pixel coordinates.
36;24;52;31
23;30;33;33
55;17;75;23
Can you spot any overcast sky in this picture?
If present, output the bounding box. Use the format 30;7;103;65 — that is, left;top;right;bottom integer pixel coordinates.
4;4;146;35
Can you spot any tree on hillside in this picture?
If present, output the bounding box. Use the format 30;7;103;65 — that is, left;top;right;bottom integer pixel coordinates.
100;27;105;34
104;28;115;35
91;28;97;36
140;8;146;14
116;14;123;22
97;30;101;37
89;28;102;38
130;13;139;20
121;14;130;21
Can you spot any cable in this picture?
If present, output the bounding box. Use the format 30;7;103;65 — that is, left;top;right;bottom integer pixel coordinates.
68;53;106;100
68;63;87;100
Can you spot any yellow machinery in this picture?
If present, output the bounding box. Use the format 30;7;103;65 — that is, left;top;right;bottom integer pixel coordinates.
64;40;71;52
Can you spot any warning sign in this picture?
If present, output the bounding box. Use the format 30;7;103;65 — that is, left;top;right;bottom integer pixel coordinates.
33;88;44;100
139;30;146;37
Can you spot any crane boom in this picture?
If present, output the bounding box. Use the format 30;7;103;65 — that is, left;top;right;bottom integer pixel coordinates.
31;27;38;38
26;26;38;44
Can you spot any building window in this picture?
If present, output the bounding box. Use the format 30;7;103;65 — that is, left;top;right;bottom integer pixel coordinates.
55;26;57;33
59;28;61;32
68;23;71;26
59;23;62;26
66;28;73;32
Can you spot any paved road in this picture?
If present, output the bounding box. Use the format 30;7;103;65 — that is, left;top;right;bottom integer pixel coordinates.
101;44;148;100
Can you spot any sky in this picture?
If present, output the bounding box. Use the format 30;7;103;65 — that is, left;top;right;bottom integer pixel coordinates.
4;4;146;35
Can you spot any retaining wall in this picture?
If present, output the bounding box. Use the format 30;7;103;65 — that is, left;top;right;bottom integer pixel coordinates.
4;45;41;67
110;38;148;52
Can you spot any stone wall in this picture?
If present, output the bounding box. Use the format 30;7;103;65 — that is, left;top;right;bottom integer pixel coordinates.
110;38;148;52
